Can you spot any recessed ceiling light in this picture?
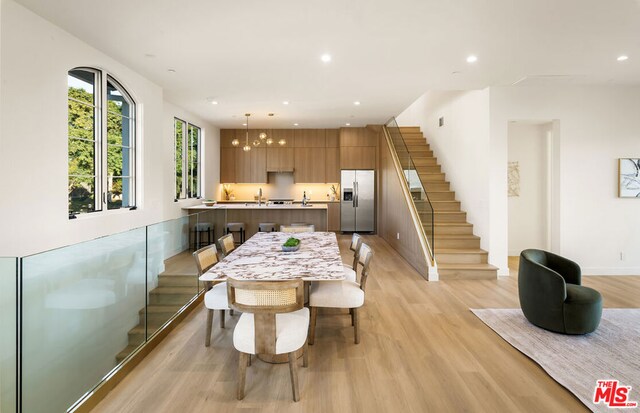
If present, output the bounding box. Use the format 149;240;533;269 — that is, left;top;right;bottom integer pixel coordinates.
293;123;299;126
210;101;218;105
353;101;361;106
345;123;351;126
282;101;289;105
167;68;176;73
617;55;629;62
321;54;332;63
466;55;478;63
242;123;247;126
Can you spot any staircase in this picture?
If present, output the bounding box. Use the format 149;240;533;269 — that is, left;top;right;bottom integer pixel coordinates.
115;253;199;362
400;126;498;280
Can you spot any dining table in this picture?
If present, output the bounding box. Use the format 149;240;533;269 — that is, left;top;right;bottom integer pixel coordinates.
199;231;346;282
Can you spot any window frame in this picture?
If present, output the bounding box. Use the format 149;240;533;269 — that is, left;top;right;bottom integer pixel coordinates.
67;67;137;218
174;118;201;200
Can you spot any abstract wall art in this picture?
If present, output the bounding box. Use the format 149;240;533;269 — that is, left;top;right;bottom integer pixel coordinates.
619;158;640;198
508;161;520;197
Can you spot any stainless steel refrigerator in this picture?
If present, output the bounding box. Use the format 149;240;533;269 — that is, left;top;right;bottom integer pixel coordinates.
340;170;375;232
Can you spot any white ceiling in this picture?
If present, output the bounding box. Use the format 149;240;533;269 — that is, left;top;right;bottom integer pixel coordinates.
15;0;640;128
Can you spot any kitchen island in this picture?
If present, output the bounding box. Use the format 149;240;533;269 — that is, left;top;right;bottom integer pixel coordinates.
183;203;329;241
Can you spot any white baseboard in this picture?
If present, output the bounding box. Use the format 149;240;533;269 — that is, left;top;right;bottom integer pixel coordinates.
581;267;640;276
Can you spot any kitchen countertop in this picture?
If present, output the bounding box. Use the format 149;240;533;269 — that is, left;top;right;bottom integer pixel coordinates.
183;203;328;210
216;200;340;204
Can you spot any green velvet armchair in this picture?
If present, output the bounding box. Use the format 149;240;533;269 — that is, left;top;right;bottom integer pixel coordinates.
518;249;602;335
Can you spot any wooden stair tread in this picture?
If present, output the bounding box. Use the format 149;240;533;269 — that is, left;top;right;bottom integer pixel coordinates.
435;248;487;254
437;263;498;270
435;234;480;239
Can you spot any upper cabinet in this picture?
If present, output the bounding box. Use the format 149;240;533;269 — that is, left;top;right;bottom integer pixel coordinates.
294;147;326;183
220;127;375;183
339;127;378;170
267;147;294;172
294;129;326;147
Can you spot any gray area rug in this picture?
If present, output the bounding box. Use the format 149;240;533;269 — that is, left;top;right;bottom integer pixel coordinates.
471;308;640;413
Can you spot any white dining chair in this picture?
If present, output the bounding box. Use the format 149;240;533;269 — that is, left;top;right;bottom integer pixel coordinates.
308;243;373;345
228;279;309;402
193;244;230;346
281;224;315;233
343;233;363;282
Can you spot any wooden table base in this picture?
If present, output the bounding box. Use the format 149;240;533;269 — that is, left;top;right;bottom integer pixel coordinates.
257;348;304;364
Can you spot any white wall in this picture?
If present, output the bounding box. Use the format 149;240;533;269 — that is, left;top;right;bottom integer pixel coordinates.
396;89;508;274
491;86;640;275
0;0;219;257
507;122;550;255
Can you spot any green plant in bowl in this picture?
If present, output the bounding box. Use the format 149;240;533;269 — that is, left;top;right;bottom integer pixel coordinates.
282;237;301;252
283;237;300;247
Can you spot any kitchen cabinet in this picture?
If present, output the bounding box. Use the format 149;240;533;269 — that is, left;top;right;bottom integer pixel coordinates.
340;146;376;170
340;127;377;147
220;147;236;183
235;148;251;183
327;203;340;232
325;147;340;183
266;147;294;172
294;129;326;147
294;147;326;183
326;129;339;147
250;147;267;183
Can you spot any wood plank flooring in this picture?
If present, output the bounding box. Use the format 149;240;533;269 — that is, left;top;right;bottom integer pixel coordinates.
93;235;640;413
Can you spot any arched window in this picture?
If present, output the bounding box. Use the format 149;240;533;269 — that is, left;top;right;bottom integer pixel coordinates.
68;68;136;216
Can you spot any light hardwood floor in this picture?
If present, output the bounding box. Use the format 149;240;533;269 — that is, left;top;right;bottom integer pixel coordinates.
93;235;640;413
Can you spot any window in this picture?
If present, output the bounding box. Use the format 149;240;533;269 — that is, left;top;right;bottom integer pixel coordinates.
68;68;136;216
174;118;201;200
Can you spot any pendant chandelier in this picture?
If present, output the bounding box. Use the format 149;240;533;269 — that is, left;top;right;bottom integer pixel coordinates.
230;113;286;151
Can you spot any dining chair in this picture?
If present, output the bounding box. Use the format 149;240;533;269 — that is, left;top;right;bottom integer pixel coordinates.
281;224;315;233
343;233;363;282
218;233;236;256
308;243;373;345
193;244;230;347
227;279;309;402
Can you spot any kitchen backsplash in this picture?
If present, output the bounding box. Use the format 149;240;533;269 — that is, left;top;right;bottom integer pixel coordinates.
218;173;339;201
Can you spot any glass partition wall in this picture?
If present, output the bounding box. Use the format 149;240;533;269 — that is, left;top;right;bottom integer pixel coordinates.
0;258;17;413
6;213;209;413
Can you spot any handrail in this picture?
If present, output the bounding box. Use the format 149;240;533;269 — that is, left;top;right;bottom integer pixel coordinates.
382;120;435;265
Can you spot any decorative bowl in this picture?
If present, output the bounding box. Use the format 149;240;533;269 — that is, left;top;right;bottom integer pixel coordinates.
282;244;301;252
203;200;216;207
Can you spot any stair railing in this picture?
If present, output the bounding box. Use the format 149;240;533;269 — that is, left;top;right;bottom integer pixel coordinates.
383;117;435;264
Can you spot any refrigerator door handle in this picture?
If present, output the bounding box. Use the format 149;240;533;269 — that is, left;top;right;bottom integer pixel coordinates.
355;181;359;208
352;182;356;207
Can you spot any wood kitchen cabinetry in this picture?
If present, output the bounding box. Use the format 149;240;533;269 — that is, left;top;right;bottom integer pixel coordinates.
220;128;344;183
294;147;326;183
327;203;340;232
339;127;378;170
266;147;294;172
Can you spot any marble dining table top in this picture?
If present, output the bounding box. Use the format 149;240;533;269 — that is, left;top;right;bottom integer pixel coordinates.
199;231;346;281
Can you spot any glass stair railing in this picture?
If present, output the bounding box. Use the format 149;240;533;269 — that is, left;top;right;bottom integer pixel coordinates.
383;117;435;263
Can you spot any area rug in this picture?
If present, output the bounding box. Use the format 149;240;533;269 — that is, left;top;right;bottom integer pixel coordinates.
471;308;640;413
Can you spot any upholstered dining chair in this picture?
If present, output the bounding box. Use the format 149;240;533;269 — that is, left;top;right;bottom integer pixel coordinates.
519;249;603;334
281;225;315;233
343;233;363;282
308;243;373;345
227;279;309;402
192;244;230;346
218;233;236;256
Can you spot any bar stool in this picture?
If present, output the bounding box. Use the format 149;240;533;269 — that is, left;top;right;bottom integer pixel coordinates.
193;222;214;250
258;222;277;232
226;222;246;246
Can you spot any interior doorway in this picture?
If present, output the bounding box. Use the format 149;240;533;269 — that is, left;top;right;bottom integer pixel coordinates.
507;120;559;272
